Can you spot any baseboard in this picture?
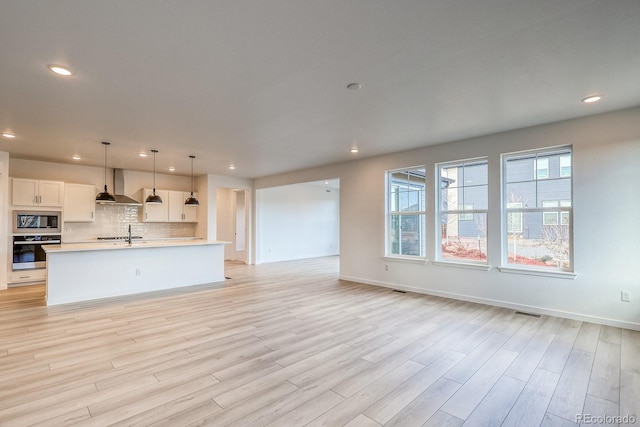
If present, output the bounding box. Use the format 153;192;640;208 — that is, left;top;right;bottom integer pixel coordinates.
339;275;640;331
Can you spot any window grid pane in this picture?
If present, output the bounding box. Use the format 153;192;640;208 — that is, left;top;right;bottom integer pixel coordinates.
438;159;488;263
503;148;573;271
387;167;426;257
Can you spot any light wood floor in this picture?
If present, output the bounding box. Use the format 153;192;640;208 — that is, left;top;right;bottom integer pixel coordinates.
0;257;638;426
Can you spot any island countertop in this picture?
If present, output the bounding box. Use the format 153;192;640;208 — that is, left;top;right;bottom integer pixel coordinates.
44;239;229;253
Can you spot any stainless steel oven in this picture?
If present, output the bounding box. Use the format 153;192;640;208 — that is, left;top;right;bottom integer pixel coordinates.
13;210;61;234
12;235;61;270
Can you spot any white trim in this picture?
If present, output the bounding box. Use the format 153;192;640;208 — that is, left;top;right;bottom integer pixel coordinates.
383;256;428;265
338;275;639;331
432;260;491;271
498;266;577;279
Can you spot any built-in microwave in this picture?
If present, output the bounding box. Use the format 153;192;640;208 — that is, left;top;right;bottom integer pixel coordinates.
13;210;61;234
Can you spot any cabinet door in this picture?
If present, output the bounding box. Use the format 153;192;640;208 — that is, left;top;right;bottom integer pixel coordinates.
168;191;185;222
38;180;64;207
143;189;169;222
63;183;96;222
12;178;38;206
182;192;198;222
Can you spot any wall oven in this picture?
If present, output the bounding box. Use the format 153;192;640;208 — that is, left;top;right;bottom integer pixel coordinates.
12;211;62;271
13;235;61;270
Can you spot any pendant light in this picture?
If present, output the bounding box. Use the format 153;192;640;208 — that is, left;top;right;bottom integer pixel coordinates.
96;141;115;203
145;149;163;204
185;155;199;206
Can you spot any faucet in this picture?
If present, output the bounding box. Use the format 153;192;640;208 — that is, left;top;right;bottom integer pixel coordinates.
128;224;132;245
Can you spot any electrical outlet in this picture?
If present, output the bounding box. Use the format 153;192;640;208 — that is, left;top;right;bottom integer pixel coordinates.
136;268;141;276
384;264;389;271
621;291;631;302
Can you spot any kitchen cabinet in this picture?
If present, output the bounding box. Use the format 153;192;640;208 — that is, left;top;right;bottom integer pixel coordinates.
63;183;96;222
142;189;169;222
168;191;198;222
12;178;64;207
9;269;46;284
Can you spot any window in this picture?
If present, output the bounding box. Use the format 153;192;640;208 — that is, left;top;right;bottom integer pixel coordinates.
507;202;523;233
503;148;573;271
542;201;559;225
560;155;571;177
535;157;549;179
387;167;426;257
437;159;488;263
460;204;474;221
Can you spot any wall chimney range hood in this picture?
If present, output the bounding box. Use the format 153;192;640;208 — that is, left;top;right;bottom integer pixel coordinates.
96;169;142;206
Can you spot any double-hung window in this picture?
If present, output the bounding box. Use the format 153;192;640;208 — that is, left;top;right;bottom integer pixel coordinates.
503;147;573;271
437;159;488;263
387;167;426;257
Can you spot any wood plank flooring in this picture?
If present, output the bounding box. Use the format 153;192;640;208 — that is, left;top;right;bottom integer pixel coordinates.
0;257;638;426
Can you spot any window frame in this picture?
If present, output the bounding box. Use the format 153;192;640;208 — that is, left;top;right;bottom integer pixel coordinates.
385;166;427;259
436;157;488;265
502;147;574;273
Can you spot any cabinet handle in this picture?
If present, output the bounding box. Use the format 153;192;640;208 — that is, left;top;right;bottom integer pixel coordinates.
19;276;30;279
91;212;94;218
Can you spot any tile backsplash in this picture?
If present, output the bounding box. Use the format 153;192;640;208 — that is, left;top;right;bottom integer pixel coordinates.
63;205;197;242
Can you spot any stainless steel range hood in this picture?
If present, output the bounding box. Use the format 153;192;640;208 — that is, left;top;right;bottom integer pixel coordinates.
96;169;142;206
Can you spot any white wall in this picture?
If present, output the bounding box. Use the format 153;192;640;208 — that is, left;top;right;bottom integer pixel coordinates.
254;107;640;330
0;151;9;289
197;174;253;261
216;187;235;260
235;190;246;252
257;182;340;263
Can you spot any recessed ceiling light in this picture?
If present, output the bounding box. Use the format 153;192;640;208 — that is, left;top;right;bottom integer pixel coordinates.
581;95;602;103
347;83;362;90
168;167;176;172
350;148;359;153
47;64;75;76
138;152;148;157
229;164;236;170
2;132;16;139
72;155;81;160
324;181;329;185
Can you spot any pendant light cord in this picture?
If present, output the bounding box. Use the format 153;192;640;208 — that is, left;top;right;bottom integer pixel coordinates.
190;155;195;195
151;149;158;194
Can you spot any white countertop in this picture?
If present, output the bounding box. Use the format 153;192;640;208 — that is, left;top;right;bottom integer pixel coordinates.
44;239;229;253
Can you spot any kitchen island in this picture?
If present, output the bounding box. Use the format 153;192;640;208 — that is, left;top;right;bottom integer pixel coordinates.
44;239;228;305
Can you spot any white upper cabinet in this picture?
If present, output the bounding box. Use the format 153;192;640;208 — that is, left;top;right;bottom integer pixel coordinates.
142;189;170;222
63;183;96;222
168;191;198;222
13;178;64;207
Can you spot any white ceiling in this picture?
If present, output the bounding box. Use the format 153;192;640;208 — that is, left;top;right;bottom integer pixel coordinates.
1;1;639;178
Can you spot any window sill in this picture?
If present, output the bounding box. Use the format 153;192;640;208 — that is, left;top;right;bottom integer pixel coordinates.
498;266;578;279
383;256;428;265
432;260;491;271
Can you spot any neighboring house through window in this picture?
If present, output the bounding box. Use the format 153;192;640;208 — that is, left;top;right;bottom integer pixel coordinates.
503;147;573;271
386;167;426;257
437;159;488;263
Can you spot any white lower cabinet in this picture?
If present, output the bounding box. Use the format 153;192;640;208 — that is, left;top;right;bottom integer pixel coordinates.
10;269;46;284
